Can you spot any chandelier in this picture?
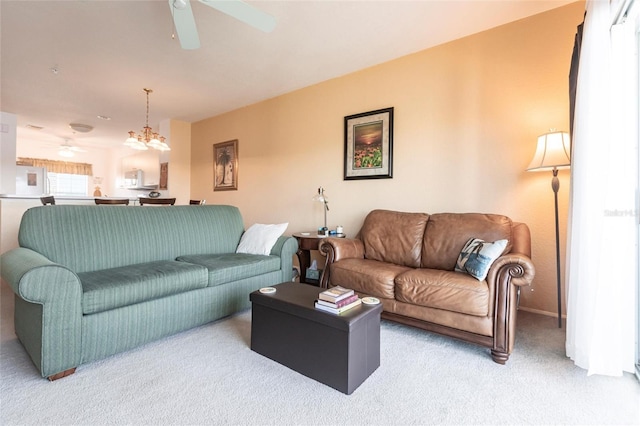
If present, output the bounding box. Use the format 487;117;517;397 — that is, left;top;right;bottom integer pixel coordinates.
124;88;171;151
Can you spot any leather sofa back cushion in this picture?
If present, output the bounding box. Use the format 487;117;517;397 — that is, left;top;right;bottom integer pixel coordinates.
360;210;429;268
421;213;513;270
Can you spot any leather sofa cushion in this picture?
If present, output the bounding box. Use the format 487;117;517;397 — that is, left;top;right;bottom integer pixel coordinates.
79;260;208;315
395;268;490;317
176;253;281;287
421;213;513;270
329;258;412;299
360;210;429;268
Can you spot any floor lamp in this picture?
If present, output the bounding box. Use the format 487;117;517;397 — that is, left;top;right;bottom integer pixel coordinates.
527;131;571;328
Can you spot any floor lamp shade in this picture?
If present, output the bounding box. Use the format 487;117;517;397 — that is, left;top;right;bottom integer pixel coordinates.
527;131;571;171
527;130;571;328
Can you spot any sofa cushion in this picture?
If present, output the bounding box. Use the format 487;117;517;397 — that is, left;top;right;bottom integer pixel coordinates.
395;268;490;316
455;238;508;280
360;210;429;268
78;261;209;315
236;223;288;255
421;213;513;270
176;253;281;287
329;258;411;299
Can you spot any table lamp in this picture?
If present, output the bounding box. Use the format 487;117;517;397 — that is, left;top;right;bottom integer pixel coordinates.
312;187;329;231
526;130;571;328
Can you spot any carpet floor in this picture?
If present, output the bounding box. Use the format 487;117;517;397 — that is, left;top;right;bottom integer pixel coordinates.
1;282;638;425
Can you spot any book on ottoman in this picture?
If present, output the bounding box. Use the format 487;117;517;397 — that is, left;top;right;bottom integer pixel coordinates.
315;297;361;314
318;286;354;303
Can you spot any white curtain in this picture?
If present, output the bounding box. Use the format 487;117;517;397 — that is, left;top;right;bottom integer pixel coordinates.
565;0;638;376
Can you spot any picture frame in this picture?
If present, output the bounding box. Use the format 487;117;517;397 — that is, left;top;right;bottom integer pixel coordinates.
213;139;238;191
344;107;394;180
159;162;168;190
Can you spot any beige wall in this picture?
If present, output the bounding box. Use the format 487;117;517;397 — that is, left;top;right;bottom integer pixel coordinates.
191;2;585;316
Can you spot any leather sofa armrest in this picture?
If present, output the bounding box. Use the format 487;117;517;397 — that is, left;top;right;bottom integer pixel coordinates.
485;252;535;364
486;253;535;288
318;238;365;288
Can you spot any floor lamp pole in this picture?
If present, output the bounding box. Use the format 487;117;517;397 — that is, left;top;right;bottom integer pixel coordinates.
552;168;562;328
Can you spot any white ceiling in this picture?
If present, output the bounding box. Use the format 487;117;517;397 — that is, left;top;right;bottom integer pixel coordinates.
1;0;575;152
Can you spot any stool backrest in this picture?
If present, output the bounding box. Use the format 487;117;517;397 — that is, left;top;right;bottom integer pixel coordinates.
40;196;55;205
139;197;176;206
95;198;130;205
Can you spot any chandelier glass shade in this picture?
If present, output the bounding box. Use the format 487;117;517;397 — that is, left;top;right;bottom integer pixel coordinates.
124;88;171;151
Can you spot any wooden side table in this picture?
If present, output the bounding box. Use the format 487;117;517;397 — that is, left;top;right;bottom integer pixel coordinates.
293;232;345;285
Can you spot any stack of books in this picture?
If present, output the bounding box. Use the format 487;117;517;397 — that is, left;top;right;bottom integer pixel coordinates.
315;286;361;314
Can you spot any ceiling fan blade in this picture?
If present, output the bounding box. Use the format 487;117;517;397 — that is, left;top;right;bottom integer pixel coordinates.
199;0;276;33
169;0;201;50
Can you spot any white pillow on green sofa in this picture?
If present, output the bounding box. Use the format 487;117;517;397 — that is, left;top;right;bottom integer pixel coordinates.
455;237;508;281
236;223;288;256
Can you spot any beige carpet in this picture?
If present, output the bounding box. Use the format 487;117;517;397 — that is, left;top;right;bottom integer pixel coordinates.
0;281;638;425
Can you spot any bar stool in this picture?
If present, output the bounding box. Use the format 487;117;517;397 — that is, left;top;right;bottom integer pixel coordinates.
139;197;176;206
40;196;55;205
95;198;130;205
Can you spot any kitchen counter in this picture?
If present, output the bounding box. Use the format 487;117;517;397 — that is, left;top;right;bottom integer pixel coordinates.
0;194;138;201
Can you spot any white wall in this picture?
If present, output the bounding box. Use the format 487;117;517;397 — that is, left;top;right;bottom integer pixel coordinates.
0;112;17;195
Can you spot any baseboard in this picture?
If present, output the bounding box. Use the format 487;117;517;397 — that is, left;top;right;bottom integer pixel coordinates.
518;306;565;318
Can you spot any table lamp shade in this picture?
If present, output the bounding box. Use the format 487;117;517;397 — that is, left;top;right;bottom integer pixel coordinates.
527;131;571;171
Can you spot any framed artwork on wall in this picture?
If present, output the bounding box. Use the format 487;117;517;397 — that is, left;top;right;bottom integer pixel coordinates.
213;139;238;191
344;107;394;180
159;162;168;190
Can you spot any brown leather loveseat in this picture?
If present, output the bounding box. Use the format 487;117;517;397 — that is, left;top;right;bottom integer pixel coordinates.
319;209;535;364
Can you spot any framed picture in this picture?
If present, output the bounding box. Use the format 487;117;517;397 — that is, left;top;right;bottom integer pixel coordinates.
344;107;394;180
214;139;238;191
159;162;168;190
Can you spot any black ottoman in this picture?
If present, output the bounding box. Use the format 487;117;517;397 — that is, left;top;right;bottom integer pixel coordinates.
250;282;382;395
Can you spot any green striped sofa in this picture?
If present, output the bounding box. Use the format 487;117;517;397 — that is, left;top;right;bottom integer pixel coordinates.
0;205;298;380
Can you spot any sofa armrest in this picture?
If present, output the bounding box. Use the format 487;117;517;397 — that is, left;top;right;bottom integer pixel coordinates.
318;238;365;288
270;236;299;282
1;247;83;378
485;253;535;364
486;253;535;288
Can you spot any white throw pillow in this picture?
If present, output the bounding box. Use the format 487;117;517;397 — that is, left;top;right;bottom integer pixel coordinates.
455;237;508;281
236;223;289;255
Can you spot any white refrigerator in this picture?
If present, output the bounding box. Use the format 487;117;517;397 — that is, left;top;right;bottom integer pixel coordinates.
15;165;48;195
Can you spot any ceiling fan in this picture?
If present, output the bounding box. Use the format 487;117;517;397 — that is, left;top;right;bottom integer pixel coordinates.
169;0;276;50
55;141;87;158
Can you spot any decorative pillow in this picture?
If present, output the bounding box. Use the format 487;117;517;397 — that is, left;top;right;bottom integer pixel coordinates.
455;238;508;281
236;223;288;256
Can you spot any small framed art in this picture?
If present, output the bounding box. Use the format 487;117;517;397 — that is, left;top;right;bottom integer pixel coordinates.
214;139;238;191
344;107;394;180
159;162;168;190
